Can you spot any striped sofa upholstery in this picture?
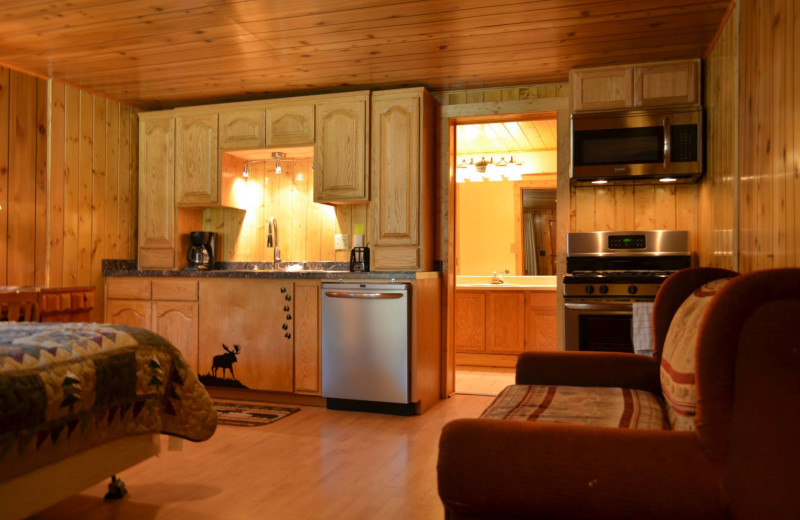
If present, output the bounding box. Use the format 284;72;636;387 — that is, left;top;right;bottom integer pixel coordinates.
438;267;800;520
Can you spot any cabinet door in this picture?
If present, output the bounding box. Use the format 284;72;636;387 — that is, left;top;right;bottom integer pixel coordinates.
293;281;320;394
313;95;368;203
570;66;633;112
370;94;420;247
105;300;151;329
198;279;294;392
454;291;486;352
266;103;314;145
485;292;526;353
138;117;176;268
176;113;218;205
219;109;266;149
634;59;700;107
524;292;558;352
153;301;199;372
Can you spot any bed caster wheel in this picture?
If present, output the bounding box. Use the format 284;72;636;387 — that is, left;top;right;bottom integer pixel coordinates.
104;475;128;500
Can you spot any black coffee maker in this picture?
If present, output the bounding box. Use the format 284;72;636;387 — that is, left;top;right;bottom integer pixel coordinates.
186;231;215;270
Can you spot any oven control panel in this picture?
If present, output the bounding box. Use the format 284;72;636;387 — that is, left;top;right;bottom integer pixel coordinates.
564;283;660;298
608;234;646;249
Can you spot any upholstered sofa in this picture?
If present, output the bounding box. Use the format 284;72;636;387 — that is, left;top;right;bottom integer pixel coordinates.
438;267;800;520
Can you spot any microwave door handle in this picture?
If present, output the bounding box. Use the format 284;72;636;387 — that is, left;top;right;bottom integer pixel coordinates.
663;115;671;171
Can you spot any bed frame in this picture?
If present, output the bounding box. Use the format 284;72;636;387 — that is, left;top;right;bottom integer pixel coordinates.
0;433;160;519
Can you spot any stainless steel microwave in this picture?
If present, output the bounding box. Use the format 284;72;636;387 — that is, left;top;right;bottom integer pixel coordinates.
571;107;703;184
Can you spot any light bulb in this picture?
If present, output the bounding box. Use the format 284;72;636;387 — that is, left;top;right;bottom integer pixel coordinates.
275;164;282;174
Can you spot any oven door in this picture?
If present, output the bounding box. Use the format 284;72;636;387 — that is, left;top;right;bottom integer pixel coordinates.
564;300;636;353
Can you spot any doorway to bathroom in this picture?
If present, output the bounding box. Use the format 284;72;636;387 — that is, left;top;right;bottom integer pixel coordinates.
453;114;558;396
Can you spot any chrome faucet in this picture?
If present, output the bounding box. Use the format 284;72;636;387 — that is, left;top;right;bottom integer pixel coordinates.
268;216;281;267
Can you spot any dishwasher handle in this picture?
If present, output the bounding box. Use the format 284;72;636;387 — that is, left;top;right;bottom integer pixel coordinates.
324;291;404;300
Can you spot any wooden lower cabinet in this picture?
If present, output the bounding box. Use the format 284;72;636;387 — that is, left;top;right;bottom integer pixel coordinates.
198;279;297;393
292;281;321;395
525;292;558;352
105;278;200;371
152;301;199;372
454;289;557;364
485;292;526;353
454;292;485;352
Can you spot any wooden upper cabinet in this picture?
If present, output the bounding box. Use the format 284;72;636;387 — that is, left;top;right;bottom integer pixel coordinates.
219;109;266;149
369;88;437;272
266;103;314;145
570;66;633;112
634;60;700;107
138;116;176;269
571;59;700;112
371;94;420;247
313;92;369;203
176;113;218;206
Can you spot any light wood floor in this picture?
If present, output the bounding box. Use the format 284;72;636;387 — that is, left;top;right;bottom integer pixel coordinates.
454;366;515;396
32;394;493;520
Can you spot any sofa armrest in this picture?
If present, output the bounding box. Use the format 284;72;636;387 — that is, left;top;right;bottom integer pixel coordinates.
437;419;725;520
515;351;661;394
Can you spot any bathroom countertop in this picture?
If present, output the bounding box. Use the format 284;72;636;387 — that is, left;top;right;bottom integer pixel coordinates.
455;275;557;290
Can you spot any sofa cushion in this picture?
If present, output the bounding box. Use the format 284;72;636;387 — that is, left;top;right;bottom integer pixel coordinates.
660;277;733;430
480;384;668;430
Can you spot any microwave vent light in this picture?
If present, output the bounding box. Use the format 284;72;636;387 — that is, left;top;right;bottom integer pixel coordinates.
591;179;608;185
659;177;677;183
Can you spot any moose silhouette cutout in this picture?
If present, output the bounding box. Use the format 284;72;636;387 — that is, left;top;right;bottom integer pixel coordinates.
212;344;241;380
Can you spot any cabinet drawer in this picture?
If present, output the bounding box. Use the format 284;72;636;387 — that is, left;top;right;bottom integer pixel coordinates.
152;279;199;301
372;247;420;271
526;291;556;307
107;279;151;300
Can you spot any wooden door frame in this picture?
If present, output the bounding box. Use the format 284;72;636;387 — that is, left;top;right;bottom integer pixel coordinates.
438;96;571;397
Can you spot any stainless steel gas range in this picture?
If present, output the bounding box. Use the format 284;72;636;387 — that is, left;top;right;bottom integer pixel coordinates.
563;230;692;353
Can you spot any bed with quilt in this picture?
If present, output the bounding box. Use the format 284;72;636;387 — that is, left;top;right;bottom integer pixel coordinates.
0;322;217;519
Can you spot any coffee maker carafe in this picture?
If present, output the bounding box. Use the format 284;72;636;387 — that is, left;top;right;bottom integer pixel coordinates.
186;231;215;270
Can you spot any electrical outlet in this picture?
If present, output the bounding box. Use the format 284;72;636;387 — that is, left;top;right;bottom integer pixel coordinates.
334;234;349;251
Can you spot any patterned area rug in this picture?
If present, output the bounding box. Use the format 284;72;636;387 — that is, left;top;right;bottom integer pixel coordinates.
214;401;300;427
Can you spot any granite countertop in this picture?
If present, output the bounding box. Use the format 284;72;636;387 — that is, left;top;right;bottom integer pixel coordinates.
102;260;439;280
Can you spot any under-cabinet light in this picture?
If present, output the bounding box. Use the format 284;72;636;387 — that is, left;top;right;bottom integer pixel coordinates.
659;177;677;183
591;179;608;185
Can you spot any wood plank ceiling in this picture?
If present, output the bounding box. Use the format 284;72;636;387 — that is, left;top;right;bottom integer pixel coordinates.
0;0;731;109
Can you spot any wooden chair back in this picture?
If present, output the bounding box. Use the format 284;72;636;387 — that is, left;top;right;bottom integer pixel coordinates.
0;289;41;322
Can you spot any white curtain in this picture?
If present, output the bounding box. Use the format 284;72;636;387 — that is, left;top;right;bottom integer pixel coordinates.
523;211;538;275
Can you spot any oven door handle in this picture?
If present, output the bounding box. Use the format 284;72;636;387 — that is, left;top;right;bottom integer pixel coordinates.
565;302;634;312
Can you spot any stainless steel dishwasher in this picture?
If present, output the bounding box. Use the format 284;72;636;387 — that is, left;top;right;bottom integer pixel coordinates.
321;282;414;415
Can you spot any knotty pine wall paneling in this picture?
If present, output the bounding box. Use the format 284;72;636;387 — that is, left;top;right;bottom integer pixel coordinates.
203;158;362;263
0;68;47;287
737;0;799;271
698;1;738;270
0;66;138;321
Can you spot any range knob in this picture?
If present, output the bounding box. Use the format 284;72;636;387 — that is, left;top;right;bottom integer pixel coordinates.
628;285;638;295
599;285;609;295
584;285;595;295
